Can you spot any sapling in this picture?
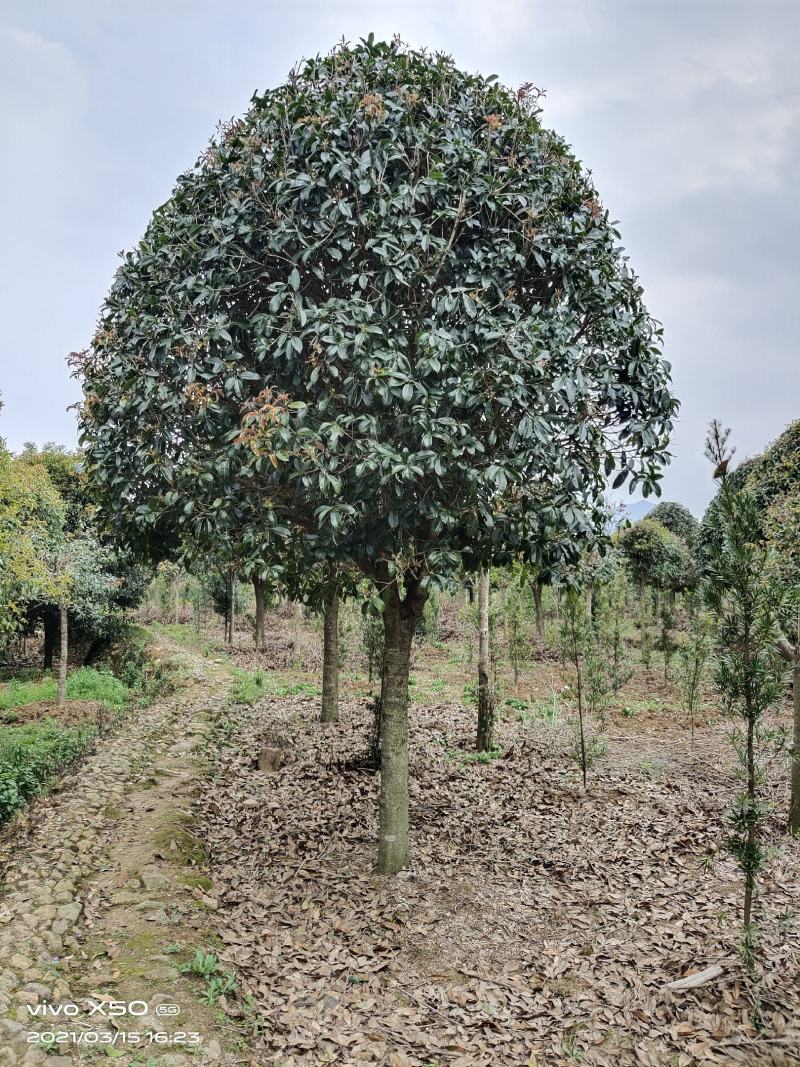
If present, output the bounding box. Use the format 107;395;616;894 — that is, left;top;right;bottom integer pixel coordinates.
560;590;604;787
658;605;677;683
505;578;534;687
675;593;715;746
595;570;634;693
475;567;496;752
704;421;786;964
639;608;653;671
360;609;384;687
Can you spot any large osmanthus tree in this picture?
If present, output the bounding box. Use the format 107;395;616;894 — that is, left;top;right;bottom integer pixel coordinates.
73;38;676;873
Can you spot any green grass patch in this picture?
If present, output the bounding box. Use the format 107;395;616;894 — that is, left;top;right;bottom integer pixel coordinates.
460;747;504;765
66;667;129;707
0;721;96;823
0;676;56;710
0;667;130;713
620;697;670;718
229;668;320;705
229;668;268;705
150;622;213;655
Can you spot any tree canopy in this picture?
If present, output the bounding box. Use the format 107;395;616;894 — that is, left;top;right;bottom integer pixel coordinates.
74;37;675;588
618;517;693;595
699;417;800;574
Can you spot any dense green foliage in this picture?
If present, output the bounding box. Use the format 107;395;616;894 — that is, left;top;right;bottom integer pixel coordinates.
648;500;699;548
618;517;694;597
72;38;677;873
0;721;96;822
0;431;149;660
74;37;675;588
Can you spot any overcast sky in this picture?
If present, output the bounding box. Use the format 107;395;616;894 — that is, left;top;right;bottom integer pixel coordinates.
0;0;797;514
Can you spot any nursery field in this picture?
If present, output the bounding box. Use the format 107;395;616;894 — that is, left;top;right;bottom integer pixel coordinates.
0;588;798;1067
198;600;800;1067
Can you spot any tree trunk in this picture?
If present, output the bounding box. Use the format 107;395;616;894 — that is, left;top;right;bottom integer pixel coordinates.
476;567;494;752
378;577;426;874
533;582;544;638
43;612;56;671
253;577;266;651
57;603;68;708
320;585;340;723
293;601;304;666
790;656;800;835
226;570;235;645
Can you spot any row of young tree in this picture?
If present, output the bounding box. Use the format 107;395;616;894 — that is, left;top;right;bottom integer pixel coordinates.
0;399;148;701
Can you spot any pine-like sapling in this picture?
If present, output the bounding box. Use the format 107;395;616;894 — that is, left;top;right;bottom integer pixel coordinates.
704;421;786;964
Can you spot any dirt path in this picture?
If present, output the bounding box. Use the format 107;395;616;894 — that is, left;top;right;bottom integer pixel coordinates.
0;636;246;1067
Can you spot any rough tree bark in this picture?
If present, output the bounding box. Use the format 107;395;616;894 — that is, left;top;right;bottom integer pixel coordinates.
57;603;68;708
475;567;494;752
253;577;266;651
378;575;426;875
320;583;340;723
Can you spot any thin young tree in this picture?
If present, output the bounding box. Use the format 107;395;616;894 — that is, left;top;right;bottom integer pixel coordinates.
704;421;785;959
475;567;495;751
320;569;340;724
561;589;590;788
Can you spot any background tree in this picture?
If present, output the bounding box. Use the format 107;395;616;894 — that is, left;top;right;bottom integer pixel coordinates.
648;500;699;548
764;490;800;832
0;437;65;653
676;592;715;745
619;516;693;619
74;38;675;873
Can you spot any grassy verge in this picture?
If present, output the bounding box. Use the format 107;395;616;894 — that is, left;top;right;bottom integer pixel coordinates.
0;666;130;714
0;721;97;823
0;625;182;825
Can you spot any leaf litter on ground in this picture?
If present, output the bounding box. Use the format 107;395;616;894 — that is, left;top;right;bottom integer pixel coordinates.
197;690;800;1066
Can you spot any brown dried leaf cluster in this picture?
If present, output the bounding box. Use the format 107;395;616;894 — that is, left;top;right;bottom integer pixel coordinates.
198;696;800;1066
